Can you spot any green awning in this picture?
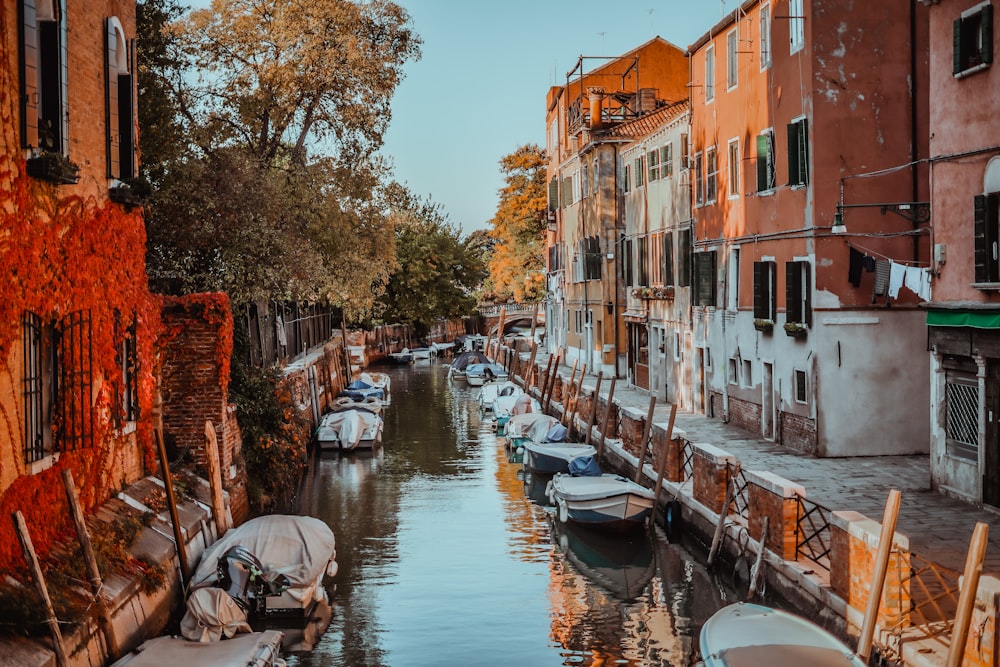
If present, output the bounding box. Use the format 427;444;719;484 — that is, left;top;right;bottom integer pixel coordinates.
927;310;1000;329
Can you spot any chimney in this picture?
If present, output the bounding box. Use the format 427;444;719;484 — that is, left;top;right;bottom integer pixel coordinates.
587;87;605;131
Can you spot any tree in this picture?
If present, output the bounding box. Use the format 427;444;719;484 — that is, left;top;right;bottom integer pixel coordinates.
376;188;486;333
488;144;547;302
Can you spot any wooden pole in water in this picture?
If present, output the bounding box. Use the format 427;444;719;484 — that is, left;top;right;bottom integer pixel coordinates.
596;377;617;460
634;395;657;483
566;364;587;436
495;308;507;361
204;420;229;537
748;516;769;599
62;470;120;661
539;355;554;405
585;372;603;445
562;359;579;422
530;302;539;342
340;319;352;380
523;341;538;390
155;427;190;584
946;522;990;667
653;403;678;512
857;488;901;661
544;354;560;413
13;511;70;667
707;477;734;567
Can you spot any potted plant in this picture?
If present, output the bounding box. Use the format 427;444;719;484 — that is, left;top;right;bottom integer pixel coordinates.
784;321;809;338
753;318;774;333
26;151;81;185
109;177;152;209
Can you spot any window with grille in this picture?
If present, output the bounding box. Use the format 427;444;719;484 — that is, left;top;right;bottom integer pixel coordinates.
945;368;979;461
760;3;772;70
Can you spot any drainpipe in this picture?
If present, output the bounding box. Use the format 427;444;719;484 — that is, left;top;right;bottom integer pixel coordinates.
910;0;920;263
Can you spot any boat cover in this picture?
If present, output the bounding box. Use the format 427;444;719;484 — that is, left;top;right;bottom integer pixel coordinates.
567;455;603;477
465;363;507;380
109;630;285;667
180;587;251;642
316;409;382;448
511;394;536;416
544;423;568;442
450;350;490;371
505;413;559;441
191;515;336;607
551;473;655;502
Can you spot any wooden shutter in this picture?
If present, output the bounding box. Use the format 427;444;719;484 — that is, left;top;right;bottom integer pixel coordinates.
954;17;964;75
549;177;559;211
786;261;803;323
753;262;766;318
975;194;989;283
678;228;692;287
106;19;120;177
803;262;812;327
982;4;993;65
756;134;769;192
20;0;39;148
663;232;674;286
695;252;716;307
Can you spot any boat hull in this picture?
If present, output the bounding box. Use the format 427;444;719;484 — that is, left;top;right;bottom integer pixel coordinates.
550;474;655;528
522;442;597;475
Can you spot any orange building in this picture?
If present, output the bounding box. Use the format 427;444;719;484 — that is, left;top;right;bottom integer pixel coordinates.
921;0;1000;506
687;0;931;456
545;37;689;377
0;0;157;569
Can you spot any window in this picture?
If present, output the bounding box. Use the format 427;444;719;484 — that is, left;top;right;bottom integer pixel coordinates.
727;247;740;311
728;358;738;385
680;133;690;170
973;193;1000;283
794;370;808;404
954;3;994;77
756;129;776;193
582;163;589;198
561;175;573;207
753;261;777;322
943;357;979;461
649;233;664;285
636;236;649;287
760;3;772;70
20;0;69;154
678;228;692;287
574;310;583;334
623;238;634;286
623;162;631;193
548;177;559;211
705;45;715;102
789;0;805;53
788;117;809;187
728;139;740;198
661;142;674;178
727;28;738;90
117;313;139;425
694;251;717;307
22;310;94;465
572;169;582;203
786;260;812;326
582;236;602;280
705;346;713;371
742;359;752;387
706;147;718;204
647;149;660;181
593;158;599;194
634;155;646;188
106;18;136;180
662;232;674;286
694;151;704;206
673;332;682;361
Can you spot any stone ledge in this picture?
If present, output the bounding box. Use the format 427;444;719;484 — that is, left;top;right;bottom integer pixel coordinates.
745;469;806;498
692;442;736;465
831;510;910;551
651;422;686;441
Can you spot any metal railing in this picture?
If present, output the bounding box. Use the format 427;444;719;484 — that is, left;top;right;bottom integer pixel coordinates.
727;462;751;521
478;303;541;318
680;438;694;481
795;496;833;574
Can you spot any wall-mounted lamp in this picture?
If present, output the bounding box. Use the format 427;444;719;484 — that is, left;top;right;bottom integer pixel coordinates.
832;201;931;234
831;211;847;234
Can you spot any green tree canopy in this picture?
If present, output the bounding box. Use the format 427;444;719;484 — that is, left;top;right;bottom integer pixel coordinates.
488;144;547;302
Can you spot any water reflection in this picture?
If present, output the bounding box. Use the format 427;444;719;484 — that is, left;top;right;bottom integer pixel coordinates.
287;362;736;666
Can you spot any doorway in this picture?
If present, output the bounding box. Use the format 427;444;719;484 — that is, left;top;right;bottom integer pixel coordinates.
762;362;775;440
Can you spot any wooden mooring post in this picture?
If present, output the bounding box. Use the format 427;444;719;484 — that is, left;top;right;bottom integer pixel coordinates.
155;427;190;584
204;420;229;538
13;510;69;667
634;395;657;482
584;372;603;445
652;403;678;515
596;377;617;460
857;488;901;662
946;521;989;667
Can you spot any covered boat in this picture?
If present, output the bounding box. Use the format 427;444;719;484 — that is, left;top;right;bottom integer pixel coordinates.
411;347;432;360
493;391;538;431
476;380;520;413
388;348;414;364
698;603;866;666
548;471;656;529
503;413;564;463
315;400;384;451
339;371;391;402
109;630;286;667
448;349;490;380
522;441;596;475
189;515;338;621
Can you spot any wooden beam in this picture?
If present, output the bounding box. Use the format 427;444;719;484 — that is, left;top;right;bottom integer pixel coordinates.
634;395;657;482
596;377;617;460
584;372;603;445
204;420;229;537
155;427;189;584
857;488;901;661
13;511;69;667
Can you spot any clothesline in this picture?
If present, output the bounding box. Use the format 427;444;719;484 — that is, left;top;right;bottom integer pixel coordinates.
848;241;930;267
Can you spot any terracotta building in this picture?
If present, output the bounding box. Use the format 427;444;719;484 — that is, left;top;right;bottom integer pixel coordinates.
687;0;931;456
920;0;1000;506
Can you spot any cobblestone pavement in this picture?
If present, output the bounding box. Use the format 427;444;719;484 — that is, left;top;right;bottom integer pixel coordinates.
537;355;1000;577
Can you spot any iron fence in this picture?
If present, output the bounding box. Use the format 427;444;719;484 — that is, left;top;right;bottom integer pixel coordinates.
795;496;833;574
727;462;750;521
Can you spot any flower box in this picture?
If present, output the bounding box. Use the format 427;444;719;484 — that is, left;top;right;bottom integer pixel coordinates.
26;152;80;185
631;286;675;300
784;322;809;338
753;318;774;333
109;178;151;209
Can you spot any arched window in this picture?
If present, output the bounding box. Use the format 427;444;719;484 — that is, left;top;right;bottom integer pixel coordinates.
106;17;136;180
20;0;68;155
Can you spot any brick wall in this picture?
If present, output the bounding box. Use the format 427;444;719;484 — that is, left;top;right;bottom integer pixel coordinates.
620;407;645;457
746;470;804;560
728;395;761;434
780;411;817;454
692;443;735;513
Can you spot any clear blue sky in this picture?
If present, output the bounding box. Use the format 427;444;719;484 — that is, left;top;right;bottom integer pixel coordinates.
382;0;727;235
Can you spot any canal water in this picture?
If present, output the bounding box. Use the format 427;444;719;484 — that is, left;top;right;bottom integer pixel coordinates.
288;361;740;667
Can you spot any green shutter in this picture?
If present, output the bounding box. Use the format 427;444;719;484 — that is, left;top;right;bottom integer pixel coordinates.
548;177;558;211
786;261;802;323
954;17;964;74
678;229;692;287
663;232;674;286
982;4;993;65
753;262;765;318
975;194;989;283
756;134;768;192
19;0;39;148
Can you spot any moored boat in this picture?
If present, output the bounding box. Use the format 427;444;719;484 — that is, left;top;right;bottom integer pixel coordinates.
522;441;596;475
339;371;391;402
109;630;286;667
411;347;432;360
448;349;490;380
465;362;508;387
315;401;384;451
548;472;656;529
388;348;414;364
698;602;867;667
477;380;520;413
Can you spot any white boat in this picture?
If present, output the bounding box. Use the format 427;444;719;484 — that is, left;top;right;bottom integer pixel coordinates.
315;401;384;451
548;472;656;529
476;380;521;413
698;603;867;667
189;515;338;621
522;441;596;475
430;341;455;356
388;348;414;364
492;391;539;430
448;350;490;380
411;347;432;360
340;371;391;402
465;362;508;387
109;630;286;667
503;413;564;463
